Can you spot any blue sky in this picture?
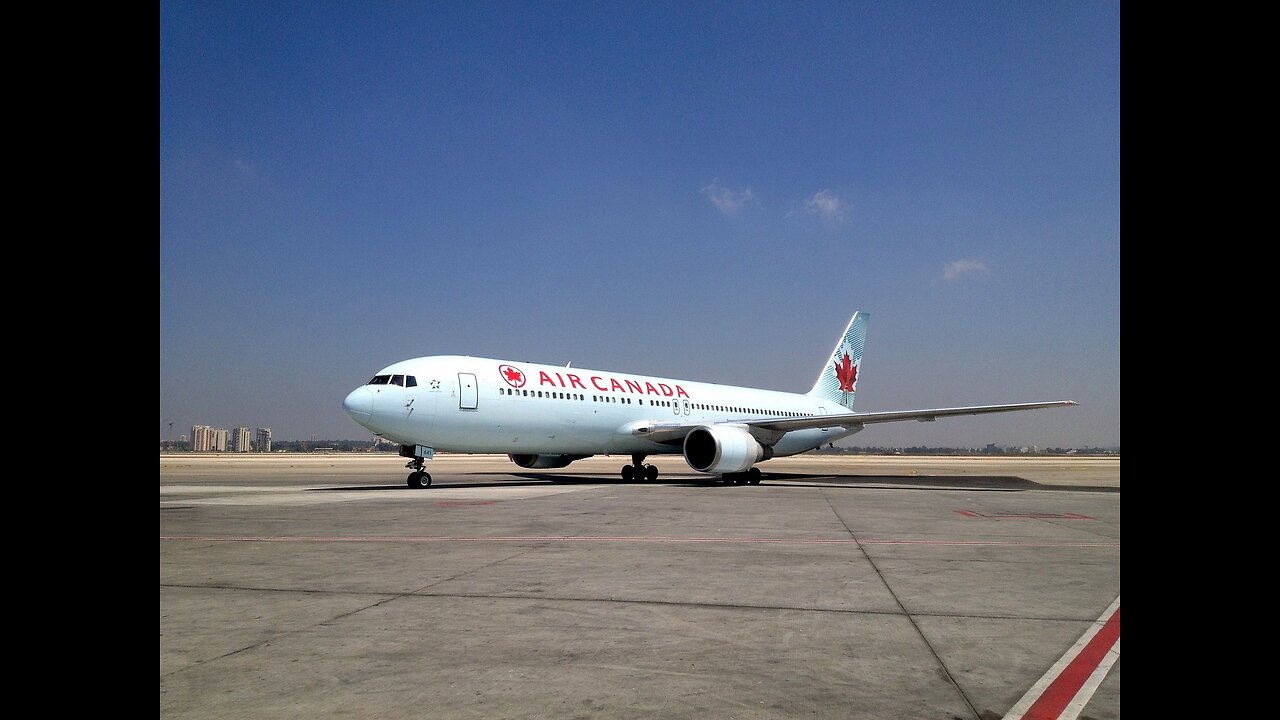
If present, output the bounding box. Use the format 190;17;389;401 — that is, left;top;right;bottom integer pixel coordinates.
160;2;1119;447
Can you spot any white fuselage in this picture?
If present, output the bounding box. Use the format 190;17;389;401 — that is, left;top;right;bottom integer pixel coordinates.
343;355;858;458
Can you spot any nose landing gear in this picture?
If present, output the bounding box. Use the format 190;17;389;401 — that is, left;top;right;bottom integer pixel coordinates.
406;456;432;488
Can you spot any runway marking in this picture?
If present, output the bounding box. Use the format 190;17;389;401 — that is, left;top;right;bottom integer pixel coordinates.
159;535;1118;548
1003;594;1120;720
956;511;1093;520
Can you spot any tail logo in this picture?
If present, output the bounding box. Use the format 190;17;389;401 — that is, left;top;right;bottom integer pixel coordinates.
835;352;858;392
829;351;860;407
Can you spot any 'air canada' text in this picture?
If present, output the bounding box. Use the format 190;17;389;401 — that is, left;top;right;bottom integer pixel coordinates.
537;370;691;398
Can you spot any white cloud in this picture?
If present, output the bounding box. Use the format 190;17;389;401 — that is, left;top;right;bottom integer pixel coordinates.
798;189;849;226
942;259;991;281
701;179;754;215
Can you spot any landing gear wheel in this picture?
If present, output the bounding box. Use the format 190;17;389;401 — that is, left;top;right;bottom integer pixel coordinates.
407;471;432;489
622;454;648;483
748;467;762;485
644;465;659;481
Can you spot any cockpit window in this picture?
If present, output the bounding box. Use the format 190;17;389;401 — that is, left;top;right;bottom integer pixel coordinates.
368;375;391;385
405;376;417;387
391;374;405;387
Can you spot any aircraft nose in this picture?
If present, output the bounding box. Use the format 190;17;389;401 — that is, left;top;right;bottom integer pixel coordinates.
343;387;373;424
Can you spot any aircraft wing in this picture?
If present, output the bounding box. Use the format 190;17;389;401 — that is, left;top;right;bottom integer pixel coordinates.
630;401;1077;445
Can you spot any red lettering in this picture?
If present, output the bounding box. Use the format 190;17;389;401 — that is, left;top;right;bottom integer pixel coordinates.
555;372;566;387
538;371;556;386
644;381;659;395
610;378;626;392
659;383;673;397
591;376;608;391
676;385;690;398
567;374;586;390
625;379;643;394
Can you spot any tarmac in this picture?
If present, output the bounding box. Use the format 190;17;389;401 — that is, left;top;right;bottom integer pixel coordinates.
160;453;1120;719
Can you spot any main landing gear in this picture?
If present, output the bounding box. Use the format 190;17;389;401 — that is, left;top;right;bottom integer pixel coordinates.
723;468;762;485
621;454;659;482
406;456;432;489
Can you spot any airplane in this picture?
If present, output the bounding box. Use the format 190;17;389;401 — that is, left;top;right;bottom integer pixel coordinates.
342;311;1075;488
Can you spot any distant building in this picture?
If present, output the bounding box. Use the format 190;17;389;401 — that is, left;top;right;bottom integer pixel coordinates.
230;426;252;453
191;425;228;452
192;425;212;452
256;427;272;453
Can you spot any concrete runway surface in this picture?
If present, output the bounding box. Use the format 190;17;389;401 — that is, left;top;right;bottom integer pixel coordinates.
160;454;1120;719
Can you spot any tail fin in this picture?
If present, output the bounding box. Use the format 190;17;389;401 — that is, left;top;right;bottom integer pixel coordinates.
807;311;869;411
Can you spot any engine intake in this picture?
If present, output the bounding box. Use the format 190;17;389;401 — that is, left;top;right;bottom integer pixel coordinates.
683;425;772;474
508;454;589;469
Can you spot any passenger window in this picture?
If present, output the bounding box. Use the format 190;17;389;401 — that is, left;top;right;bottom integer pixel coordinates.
406;376;417;387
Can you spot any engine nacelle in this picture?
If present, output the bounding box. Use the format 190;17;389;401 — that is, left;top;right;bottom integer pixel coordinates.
683;425;773;474
508;454;589;469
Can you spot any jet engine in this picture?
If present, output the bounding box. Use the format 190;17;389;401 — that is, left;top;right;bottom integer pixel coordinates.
682;425;773;474
508;454;589;469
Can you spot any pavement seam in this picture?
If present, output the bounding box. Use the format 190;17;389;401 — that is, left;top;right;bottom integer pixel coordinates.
159;583;1102;622
160;592;400;678
159;547;539;680
819;487;982;720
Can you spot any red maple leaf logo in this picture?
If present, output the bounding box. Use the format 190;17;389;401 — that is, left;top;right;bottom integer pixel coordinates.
834;352;857;392
499;364;526;388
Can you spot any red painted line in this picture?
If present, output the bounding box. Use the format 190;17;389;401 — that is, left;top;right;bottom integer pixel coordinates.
1021;606;1120;719
159;535;1118;548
